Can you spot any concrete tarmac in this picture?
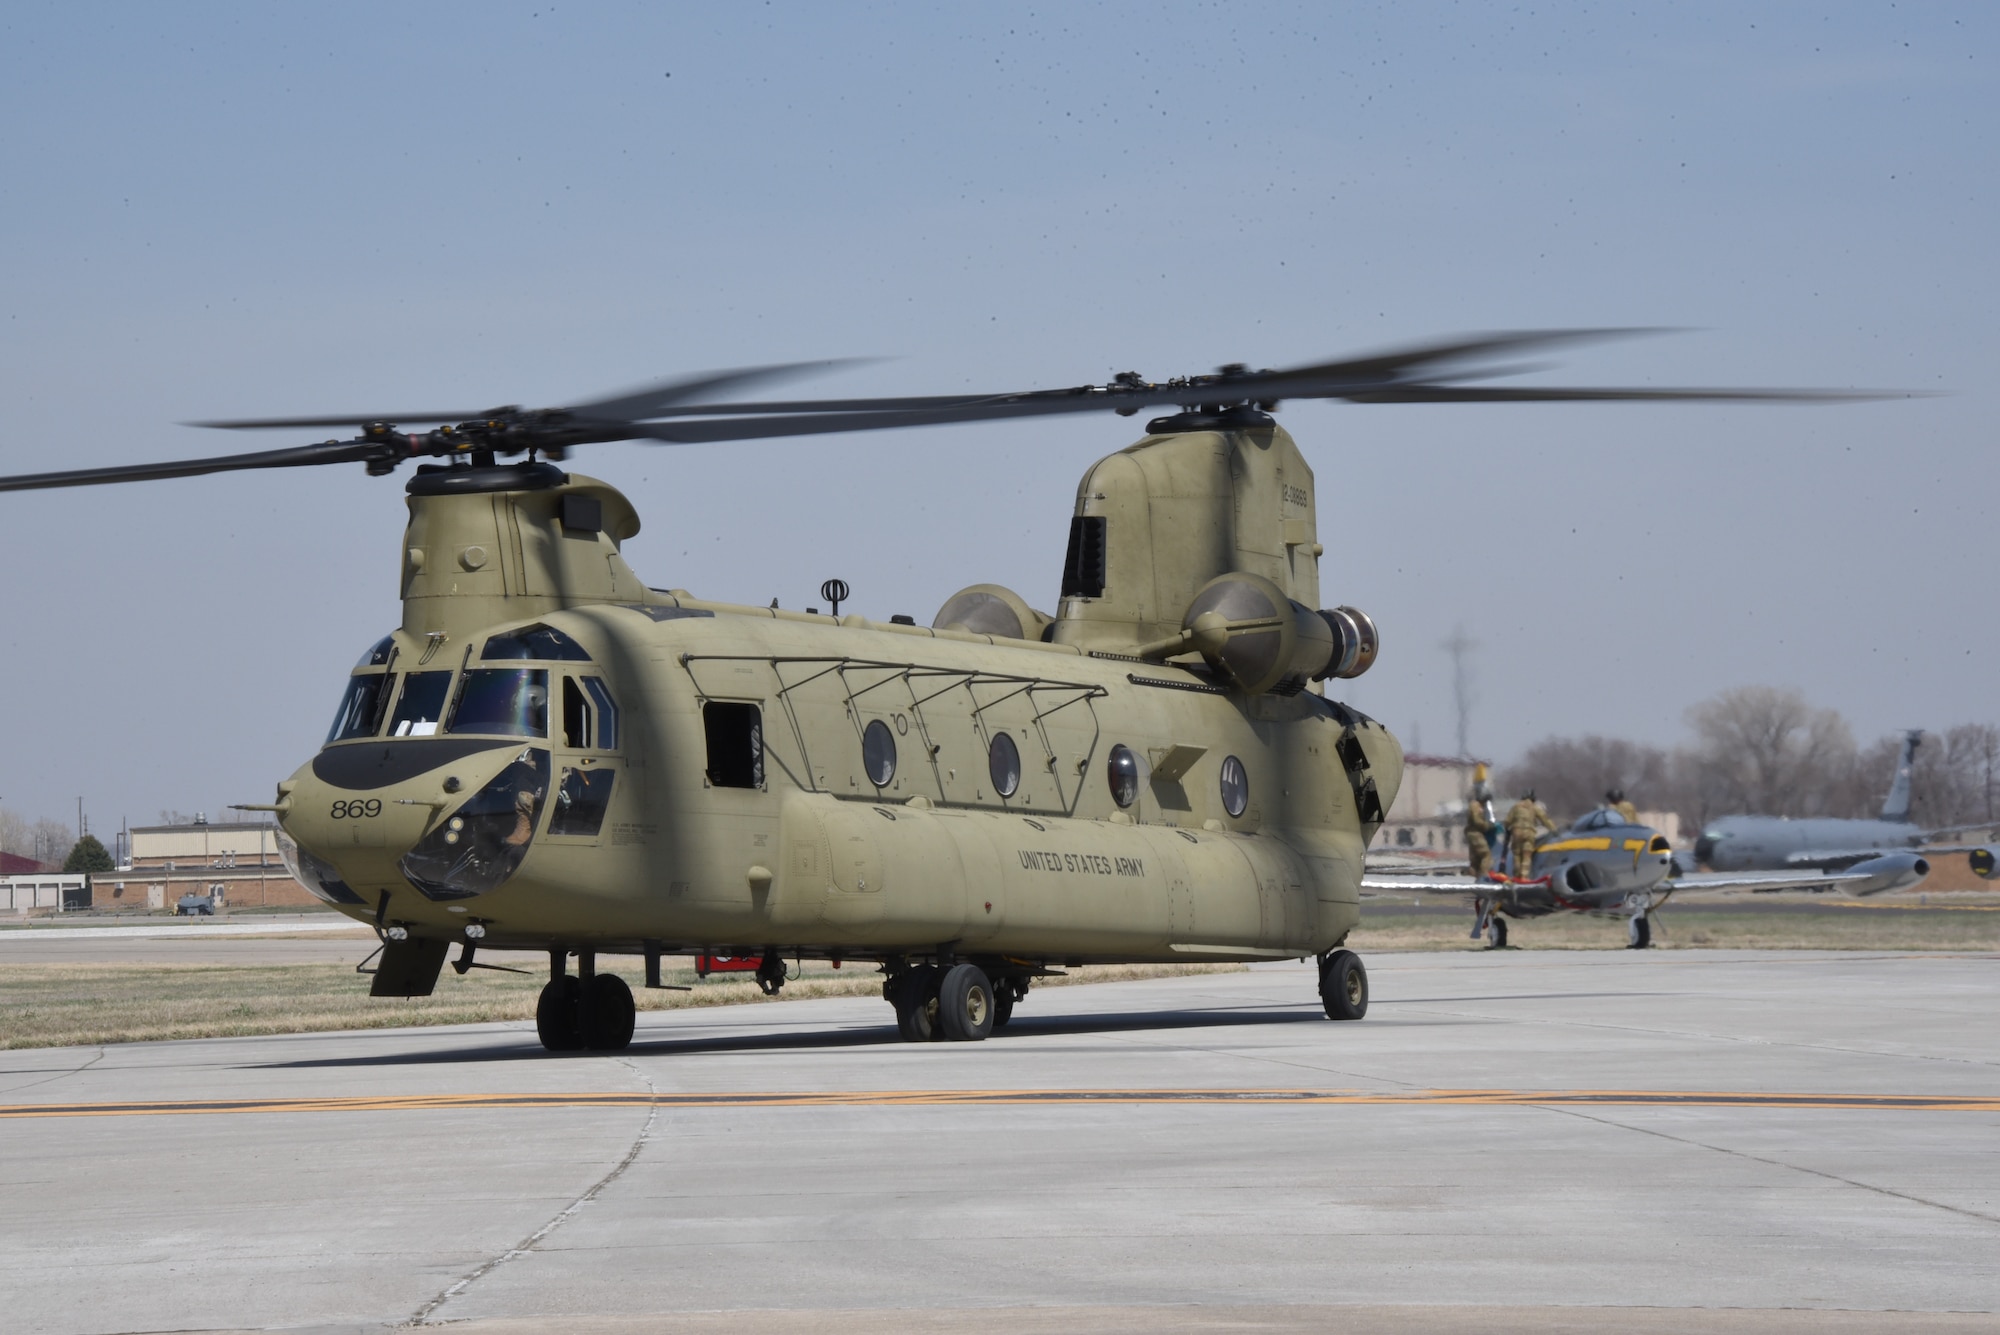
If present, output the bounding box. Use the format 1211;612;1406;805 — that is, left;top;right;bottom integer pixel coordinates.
0;949;1995;1334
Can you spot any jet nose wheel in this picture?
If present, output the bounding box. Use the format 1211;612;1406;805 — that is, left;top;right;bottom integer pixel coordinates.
1627;915;1653;950
1318;949;1369;1021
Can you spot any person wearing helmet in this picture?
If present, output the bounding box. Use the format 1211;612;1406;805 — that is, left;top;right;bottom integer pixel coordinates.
1504;789;1557;880
1606;788;1639;824
1464;764;1498;879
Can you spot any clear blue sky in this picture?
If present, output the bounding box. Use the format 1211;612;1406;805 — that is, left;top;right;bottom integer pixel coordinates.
0;2;1992;832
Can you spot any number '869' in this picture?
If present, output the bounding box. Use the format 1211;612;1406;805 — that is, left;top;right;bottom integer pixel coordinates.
329;799;382;819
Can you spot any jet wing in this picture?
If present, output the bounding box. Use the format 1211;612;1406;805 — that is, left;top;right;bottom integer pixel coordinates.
1672;860;1926;896
1361;874;1520;898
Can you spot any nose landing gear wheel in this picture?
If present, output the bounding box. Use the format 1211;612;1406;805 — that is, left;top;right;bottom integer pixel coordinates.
1486;917;1508;950
937;963;995;1042
1627;915;1653;950
1318;949;1369;1021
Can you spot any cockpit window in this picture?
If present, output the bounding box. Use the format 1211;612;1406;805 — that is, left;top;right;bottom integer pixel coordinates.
388;671;454;737
448;667;549;737
1575;809;1618;830
481;623;591;662
562;676;621;750
355;634;397;669
581;677;619;749
326;673;395;744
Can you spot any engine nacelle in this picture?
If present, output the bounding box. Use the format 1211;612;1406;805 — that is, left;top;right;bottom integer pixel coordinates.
1838;851;1930;897
1969;846;2000;880
1180;572;1379;695
932;584;1053;642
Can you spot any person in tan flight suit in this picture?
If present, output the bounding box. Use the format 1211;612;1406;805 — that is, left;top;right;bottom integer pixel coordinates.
1465;771;1498;880
1504;789;1557;880
1606;788;1640;824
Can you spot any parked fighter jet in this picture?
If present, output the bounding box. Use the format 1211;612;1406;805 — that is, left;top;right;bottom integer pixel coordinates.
1695;731;1996;874
1365;805;1931;949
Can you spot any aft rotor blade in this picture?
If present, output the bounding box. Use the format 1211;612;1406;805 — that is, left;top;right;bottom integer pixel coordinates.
0;439;380;492
1337;385;1910;404
1266;328;1667;386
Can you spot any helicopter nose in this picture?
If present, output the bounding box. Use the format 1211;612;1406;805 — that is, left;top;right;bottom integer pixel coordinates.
277;741;550;904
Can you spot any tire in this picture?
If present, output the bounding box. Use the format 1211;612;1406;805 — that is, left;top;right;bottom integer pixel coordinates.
937;963;995;1042
536;976;584;1052
1319;949;1369;1021
1487;917;1508;949
1628;915;1652;950
583;973;636;1050
991;988;1015;1029
892;966;940;1042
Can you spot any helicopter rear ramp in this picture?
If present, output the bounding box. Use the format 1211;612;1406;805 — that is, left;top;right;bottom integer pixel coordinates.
0;950;1993;1332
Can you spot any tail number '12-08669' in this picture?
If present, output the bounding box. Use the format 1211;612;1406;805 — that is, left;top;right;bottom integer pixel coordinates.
330;799;382;819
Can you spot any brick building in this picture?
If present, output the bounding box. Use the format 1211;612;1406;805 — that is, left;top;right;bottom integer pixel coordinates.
94;819;324;911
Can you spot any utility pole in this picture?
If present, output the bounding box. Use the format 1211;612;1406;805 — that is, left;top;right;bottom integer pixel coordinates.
1441;625;1477;760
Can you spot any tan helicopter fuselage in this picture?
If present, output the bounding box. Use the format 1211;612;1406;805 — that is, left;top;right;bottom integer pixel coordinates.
275;421;1404;975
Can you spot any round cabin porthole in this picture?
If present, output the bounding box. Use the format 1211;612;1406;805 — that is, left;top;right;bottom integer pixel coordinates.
989;732;1022;798
1107;744;1140;808
862;719;897;787
1219;755;1249;817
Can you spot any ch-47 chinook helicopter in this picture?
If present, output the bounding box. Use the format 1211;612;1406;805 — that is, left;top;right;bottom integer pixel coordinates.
0;331;1883;1052
1363;766;1932;950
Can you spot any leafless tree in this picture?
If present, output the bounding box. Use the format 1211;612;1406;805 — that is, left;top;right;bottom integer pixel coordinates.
1497;735;1674;823
1684;685;1856;817
1506;688;2000;842
0;808;76;869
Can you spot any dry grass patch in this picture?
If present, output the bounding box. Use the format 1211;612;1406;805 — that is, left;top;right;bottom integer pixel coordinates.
0;959;1242;1051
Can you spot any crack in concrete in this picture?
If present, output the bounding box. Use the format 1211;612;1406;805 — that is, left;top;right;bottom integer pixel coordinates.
1546;1104;2000;1229
0;1047;103;1096
405;1058;660;1327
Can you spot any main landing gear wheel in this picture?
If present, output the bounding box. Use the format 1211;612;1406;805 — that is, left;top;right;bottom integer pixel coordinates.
890;965;940;1042
1319;949;1369;1021
1627;915;1653;950
937;963;996;1042
992;980;1022;1029
536;976;584;1052
1487;916;1509;950
583;973;636;1050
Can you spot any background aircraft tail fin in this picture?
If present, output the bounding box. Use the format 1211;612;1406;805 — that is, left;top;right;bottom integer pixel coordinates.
1880;729;1922;823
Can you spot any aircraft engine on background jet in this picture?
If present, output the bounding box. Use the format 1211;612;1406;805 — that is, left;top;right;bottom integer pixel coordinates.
1968;847;2000;879
1178;572;1378;695
1837;851;1930;896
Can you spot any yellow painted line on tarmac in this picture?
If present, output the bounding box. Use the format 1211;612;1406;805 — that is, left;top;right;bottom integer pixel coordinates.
3;1088;1998;1120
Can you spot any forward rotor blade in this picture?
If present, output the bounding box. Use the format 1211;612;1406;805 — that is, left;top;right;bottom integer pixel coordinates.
189;412;485;431
565;359;875;424
189;359;873;433
0;439;379;492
